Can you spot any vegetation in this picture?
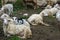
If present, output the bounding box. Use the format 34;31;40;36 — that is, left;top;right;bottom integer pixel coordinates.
8;35;21;40
13;0;24;11
0;0;2;7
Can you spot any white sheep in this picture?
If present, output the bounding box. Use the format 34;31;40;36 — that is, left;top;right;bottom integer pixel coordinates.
49;7;58;16
0;13;11;36
40;9;50;16
54;4;60;10
7;19;32;39
28;13;49;26
34;0;47;6
40;7;58;16
56;10;60;21
1;4;13;15
1;14;32;39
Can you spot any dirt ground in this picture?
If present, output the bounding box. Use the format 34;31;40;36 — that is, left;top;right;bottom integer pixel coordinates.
0;8;60;40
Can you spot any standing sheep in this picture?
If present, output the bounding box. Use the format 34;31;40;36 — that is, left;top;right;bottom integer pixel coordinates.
1;4;13;15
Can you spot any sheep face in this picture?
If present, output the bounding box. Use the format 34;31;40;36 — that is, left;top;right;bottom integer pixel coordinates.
12;17;17;20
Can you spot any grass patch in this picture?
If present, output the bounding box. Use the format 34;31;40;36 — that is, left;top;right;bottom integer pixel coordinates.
36;8;44;14
13;0;25;11
8;35;21;40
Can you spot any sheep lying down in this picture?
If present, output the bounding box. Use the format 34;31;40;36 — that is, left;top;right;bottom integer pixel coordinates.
40;7;58;16
3;18;32;39
28;14;50;26
49;7;58;16
40;9;50;16
1;14;32;39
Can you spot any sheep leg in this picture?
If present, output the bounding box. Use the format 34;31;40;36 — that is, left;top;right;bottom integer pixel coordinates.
3;24;7;36
18;29;27;39
27;29;32;38
40;21;50;26
10;8;13;15
31;20;37;25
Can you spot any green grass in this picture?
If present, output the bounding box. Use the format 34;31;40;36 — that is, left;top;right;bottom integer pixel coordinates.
8;35;21;40
13;0;25;11
36;8;43;14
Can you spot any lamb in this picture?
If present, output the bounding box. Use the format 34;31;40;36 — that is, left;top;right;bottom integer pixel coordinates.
27;13;49;26
1;4;13;15
56;10;60;21
1;14;32;39
12;17;18;25
12;17;30;27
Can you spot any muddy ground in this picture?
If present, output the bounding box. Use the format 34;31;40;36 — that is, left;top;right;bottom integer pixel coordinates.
0;8;60;40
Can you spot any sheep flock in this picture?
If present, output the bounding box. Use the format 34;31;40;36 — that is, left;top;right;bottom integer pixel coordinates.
0;1;60;39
